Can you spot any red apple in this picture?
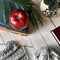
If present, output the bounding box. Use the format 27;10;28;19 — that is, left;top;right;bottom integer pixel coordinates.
9;9;29;30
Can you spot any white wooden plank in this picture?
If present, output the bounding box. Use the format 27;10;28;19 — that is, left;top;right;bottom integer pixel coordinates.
0;29;32;46
0;30;11;44
1;31;32;47
37;16;59;47
0;33;4;44
51;17;60;27
28;30;47;50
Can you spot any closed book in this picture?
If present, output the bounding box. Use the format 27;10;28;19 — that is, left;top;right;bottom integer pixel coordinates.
51;26;60;45
0;0;28;36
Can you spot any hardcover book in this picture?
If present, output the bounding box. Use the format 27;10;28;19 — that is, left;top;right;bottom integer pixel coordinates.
51;26;60;45
0;0;28;36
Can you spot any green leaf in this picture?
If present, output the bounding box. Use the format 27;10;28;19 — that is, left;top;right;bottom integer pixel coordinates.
3;0;6;24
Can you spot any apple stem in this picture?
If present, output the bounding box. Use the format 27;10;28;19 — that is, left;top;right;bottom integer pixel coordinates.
15;16;19;20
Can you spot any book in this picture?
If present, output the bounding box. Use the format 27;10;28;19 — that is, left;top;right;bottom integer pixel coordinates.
51;26;60;45
0;0;28;36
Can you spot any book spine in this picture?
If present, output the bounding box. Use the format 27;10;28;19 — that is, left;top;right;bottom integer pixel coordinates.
51;31;60;46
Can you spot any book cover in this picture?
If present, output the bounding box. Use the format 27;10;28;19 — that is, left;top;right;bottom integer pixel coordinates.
0;0;28;36
51;26;60;45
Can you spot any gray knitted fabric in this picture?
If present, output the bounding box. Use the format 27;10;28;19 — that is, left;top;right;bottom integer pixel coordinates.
0;41;28;60
35;47;60;60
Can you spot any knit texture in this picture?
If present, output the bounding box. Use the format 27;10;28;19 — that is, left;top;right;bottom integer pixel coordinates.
0;41;28;60
35;47;60;60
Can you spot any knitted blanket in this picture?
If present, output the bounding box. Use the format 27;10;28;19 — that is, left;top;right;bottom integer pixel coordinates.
0;41;28;60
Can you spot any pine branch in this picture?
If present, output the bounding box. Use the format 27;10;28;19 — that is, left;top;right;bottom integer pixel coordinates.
32;7;43;25
3;0;6;24
13;0;43;30
30;14;37;30
32;12;38;29
20;4;32;14
3;0;43;30
13;0;31;4
8;0;12;14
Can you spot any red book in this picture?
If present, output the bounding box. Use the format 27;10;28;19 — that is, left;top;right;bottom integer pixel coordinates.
51;26;60;45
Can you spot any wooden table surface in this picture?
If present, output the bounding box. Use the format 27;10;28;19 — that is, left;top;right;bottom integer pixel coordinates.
0;0;60;60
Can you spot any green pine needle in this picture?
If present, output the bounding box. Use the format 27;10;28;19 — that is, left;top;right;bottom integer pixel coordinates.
30;14;37;30
8;0;12;14
32;12;38;29
13;0;31;4
32;7;43;25
30;7;43;30
3;0;6;24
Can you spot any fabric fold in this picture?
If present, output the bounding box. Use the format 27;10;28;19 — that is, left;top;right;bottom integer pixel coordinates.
0;41;28;60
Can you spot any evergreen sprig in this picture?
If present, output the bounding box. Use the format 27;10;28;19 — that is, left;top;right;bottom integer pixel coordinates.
3;0;6;24
13;0;31;4
8;0;12;14
12;0;43;30
3;0;43;30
